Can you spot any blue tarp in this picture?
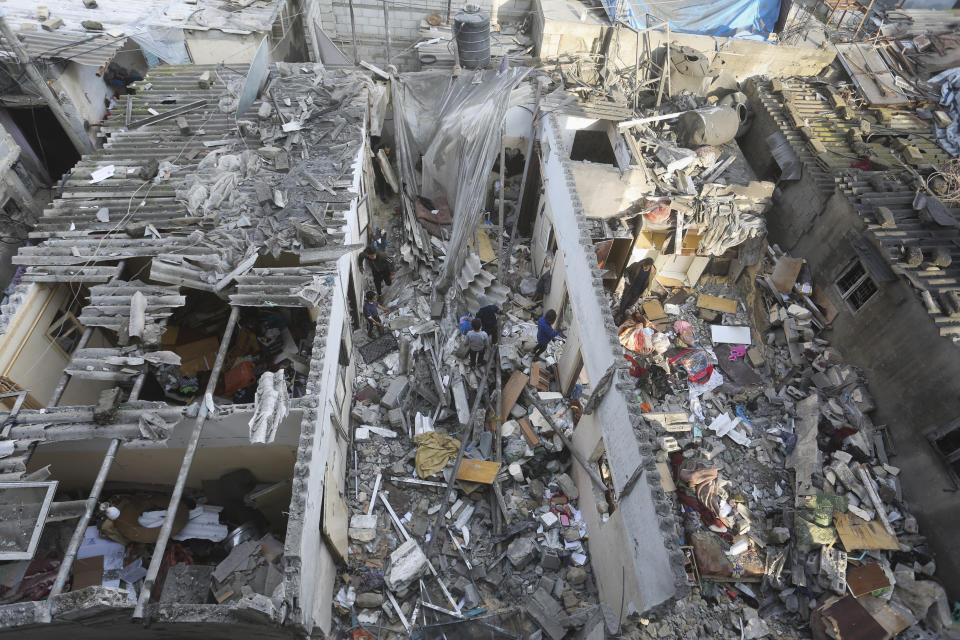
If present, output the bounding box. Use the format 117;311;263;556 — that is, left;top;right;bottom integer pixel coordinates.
602;0;781;39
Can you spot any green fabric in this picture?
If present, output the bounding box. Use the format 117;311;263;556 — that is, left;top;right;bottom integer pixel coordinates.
412;432;461;478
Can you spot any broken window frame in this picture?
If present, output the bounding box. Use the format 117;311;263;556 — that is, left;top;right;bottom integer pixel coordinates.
927;417;960;487
45;308;84;357
0;481;58;560
834;259;877;312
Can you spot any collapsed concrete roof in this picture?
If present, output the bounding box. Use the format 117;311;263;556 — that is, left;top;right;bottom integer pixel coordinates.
745;77;960;342
0;61;372;635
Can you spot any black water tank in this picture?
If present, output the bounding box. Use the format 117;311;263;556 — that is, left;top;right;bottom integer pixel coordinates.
454;5;490;70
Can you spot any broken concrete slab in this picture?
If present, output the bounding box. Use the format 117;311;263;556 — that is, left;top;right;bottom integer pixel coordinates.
385;539;428;591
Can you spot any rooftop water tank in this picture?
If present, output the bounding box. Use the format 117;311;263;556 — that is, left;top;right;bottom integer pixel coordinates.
454;4;490;70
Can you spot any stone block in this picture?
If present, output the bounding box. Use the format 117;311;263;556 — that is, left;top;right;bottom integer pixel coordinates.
555;472;578;500
385;539;428;591
349;514;378;542
41;17;64;31
380;376;408;409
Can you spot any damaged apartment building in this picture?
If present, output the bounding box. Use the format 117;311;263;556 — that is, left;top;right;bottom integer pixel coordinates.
0;61;383;637
0;0;312;285
0;0;959;637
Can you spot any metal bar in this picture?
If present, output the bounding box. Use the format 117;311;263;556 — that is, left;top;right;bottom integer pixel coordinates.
127;100;208;130
367;473;382;516
348;0;360;65
497;122;506;279
133;306;240;620
43;438;121;621
522;389;607;493
382;0;392;64
129;373;147;401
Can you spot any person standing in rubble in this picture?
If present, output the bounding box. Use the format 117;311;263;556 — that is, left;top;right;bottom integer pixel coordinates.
617;257;656;323
475;294;502;344
363;290;389;338
532;309;564;360
465;318;490;369
359;244;394;299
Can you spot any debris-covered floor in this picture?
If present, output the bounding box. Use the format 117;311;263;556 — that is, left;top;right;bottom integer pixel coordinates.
335;222;955;639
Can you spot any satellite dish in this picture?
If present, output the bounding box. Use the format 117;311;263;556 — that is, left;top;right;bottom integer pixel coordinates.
236;37;270;119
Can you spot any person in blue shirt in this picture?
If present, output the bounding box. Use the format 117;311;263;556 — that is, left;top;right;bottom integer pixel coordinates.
363;290;388;338
532;309;564;359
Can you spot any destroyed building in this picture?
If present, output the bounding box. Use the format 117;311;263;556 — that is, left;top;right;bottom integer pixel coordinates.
0;61;380;637
0;0;958;637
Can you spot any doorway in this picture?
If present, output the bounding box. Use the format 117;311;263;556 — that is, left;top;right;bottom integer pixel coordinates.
6;107;80;182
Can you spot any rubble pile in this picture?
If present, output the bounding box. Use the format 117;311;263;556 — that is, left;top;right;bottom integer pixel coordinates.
612;242;956;638
335;241;615;638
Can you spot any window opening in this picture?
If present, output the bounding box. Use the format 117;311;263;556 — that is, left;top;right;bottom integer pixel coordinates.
836;260;877;311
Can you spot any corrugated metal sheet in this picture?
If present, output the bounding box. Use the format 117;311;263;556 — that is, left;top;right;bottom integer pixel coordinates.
0;31;128;72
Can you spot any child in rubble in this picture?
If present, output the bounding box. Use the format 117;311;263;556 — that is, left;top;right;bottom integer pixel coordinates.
532;309;564;360
363;290;389;338
464;318;490;369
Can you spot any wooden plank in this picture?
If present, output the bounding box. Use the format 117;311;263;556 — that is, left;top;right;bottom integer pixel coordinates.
501;370;529;418
642;300;666;320
696;294;738;314
833;512;899;551
656;461;676;492
321;464;349;565
771;257;804;294
517;417;540;447
846;563;890;598
455;459;501;484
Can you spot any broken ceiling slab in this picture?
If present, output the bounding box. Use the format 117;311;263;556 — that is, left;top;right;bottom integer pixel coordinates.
230;267;337;307
77;280;185;335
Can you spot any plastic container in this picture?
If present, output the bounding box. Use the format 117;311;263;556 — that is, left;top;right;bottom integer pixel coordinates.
454;5;491;70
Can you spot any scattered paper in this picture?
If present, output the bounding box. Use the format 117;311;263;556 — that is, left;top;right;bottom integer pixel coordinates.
89;165;116;183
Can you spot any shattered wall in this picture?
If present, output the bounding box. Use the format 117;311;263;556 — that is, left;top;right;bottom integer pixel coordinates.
283;139;367;636
740;79;960;598
539;113;688;614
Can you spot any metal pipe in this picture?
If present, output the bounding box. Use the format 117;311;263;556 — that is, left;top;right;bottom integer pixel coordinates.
522;388;608;493
129;372;147;401
348;0;360;65
382;0;392;64
0;14;94;154
134;306;240;620
44;437;121;621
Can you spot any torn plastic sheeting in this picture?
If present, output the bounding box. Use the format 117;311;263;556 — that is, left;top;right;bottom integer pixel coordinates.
131;27;191;66
600;0;781;39
391;68;531;281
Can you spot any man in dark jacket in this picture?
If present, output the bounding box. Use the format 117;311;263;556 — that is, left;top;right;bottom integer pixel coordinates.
475;295;501;344
360;244;394;298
